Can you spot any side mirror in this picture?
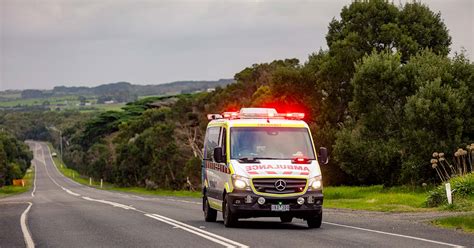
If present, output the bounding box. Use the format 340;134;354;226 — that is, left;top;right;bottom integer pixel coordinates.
213;147;224;163
318;147;328;165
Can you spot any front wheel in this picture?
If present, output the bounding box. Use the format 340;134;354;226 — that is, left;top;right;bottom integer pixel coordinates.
203;196;217;222
223;195;238;227
307;211;322;228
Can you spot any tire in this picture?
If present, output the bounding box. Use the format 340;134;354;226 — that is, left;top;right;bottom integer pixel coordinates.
223;195;238;227
307;211;322;228
203;196;217;222
280;216;293;223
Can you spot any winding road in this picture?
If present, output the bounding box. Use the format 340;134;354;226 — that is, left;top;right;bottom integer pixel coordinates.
0;141;472;247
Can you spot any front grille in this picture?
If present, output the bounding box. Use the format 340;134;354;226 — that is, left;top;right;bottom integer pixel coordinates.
252;178;307;194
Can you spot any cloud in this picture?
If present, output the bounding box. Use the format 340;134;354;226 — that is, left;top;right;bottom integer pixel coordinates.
1;0;472;90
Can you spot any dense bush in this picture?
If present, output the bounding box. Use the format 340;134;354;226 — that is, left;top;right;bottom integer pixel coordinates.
0;132;33;187
426;173;474;207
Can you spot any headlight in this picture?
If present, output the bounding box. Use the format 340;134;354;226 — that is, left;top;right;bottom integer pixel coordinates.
232;175;250;190
309;176;322;190
234;179;247;189
312;180;322;189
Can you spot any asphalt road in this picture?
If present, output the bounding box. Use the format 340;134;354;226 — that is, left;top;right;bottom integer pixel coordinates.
1;141;473;248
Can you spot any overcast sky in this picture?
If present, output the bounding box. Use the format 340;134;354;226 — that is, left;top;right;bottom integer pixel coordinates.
1;0;473;90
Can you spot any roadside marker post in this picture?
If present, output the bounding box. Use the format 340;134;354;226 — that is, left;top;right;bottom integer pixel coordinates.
100;179;103;189
89;177;92;186
445;183;452;204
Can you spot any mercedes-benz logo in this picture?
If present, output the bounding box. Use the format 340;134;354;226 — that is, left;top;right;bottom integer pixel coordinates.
275;179;286;191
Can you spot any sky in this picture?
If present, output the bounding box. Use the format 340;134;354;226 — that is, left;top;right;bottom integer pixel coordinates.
1;0;473;90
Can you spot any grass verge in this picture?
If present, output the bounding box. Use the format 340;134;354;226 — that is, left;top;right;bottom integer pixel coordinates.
323;185;435;212
432;214;474;233
0;166;34;198
47;144;200;198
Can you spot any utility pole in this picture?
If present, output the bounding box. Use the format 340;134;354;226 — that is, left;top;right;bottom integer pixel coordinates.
59;130;63;160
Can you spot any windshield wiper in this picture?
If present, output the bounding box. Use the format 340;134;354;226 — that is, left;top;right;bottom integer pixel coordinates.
254;157;280;160
237;157;260;163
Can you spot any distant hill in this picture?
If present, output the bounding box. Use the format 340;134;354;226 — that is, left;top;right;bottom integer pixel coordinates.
0;79;234;102
51;79;234;97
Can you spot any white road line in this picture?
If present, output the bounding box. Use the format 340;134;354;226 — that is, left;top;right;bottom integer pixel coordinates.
323;222;464;248
31;163;37;197
146;214;248;248
64;189;81;197
82;196;136;210
150;214;248;248
20;202;35;248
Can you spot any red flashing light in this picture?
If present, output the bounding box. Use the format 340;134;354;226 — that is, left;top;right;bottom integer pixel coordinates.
292;157;310;164
212;108;306;120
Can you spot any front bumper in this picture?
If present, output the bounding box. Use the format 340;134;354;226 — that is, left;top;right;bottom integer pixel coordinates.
227;191;323;218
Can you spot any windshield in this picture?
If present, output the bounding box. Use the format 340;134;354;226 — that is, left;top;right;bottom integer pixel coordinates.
230;127;316;160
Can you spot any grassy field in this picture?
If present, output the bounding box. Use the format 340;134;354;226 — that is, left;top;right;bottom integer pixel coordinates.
433;214;474;233
0;166;34;198
0;94;125;113
0;95;79;107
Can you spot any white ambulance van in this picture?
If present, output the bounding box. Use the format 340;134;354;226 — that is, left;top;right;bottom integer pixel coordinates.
202;108;328;228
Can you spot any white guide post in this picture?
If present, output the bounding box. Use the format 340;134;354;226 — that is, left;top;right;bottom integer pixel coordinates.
445;183;452;204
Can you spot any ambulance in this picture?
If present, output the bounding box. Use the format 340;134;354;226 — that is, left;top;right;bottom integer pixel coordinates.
202;108;328;228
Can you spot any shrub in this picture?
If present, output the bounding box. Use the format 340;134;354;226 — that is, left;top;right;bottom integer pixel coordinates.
426;173;474;207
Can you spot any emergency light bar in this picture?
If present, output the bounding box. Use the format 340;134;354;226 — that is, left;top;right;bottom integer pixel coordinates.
207;108;305;120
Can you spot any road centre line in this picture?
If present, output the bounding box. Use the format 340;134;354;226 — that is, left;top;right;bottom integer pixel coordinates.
323;222;464;248
150;213;249;248
20;202;35;248
145;214;248;248
81;196;136;210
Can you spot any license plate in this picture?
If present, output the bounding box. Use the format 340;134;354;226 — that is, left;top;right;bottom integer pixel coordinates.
271;204;290;212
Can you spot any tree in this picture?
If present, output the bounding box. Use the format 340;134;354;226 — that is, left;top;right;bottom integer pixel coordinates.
317;0;451;133
333;51;409;185
334;50;473;185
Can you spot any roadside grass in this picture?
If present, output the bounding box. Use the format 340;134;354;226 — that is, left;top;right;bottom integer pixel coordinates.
432;214;474;233
48;144;200;198
0;166;34;198
46;143;473;212
323;185;435;212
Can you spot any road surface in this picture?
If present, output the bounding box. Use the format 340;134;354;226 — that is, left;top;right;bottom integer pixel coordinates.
0;141;472;248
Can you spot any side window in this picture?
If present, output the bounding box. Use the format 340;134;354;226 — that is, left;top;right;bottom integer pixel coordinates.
220;128;227;159
205;127;220;160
